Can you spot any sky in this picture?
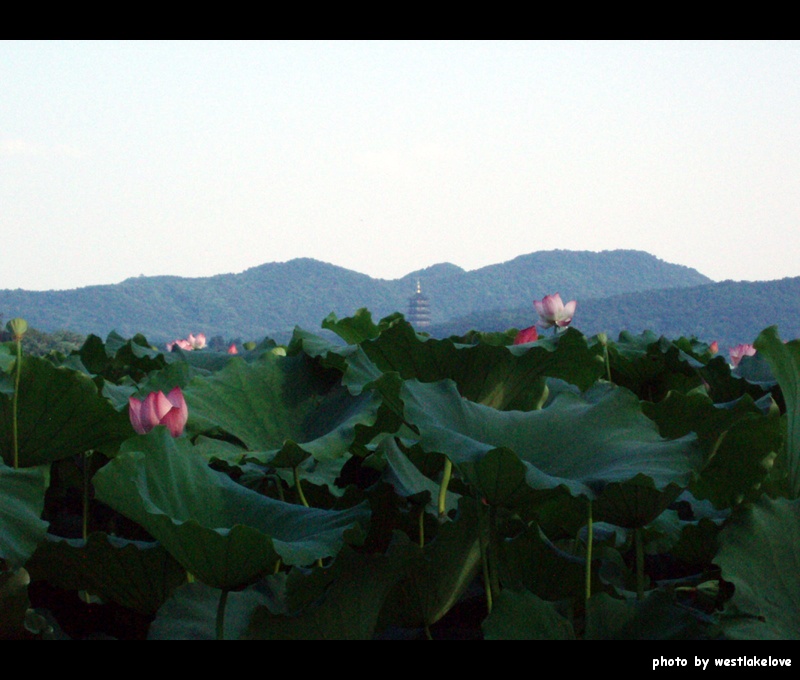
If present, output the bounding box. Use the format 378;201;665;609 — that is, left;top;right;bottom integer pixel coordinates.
2;40;799;291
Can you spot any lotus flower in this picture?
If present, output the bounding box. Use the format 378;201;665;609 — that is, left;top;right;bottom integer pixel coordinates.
227;343;238;354
128;387;188;437
513;325;539;345
729;343;756;367
534;293;577;329
709;341;719;354
167;339;193;352
187;333;207;350
167;333;207;352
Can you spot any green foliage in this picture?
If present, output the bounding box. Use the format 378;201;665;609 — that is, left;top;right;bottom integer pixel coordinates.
2;308;798;639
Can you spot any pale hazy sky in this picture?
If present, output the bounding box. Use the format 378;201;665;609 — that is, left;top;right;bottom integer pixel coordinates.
2;40;799;291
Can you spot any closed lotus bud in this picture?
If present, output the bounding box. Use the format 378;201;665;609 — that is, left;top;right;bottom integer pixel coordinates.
597;332;608;347
128;387;188;438
6;318;28;340
513;325;539;345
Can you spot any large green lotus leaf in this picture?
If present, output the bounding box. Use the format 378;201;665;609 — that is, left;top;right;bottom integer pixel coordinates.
585;590;717;640
716;497;800;640
498;522;600;601
24;533;187;615
693;412;783;509
184;353;385;461
289;328;383;395
670;517;723;569
0;355;134;466
379;437;459;517
482;589;576;640
77;332;167;383
321;308;398;345
754;326;800;498
608;332;706;403
245;542;410;640
0;344;15;376
380;498;483;629
361;322;603;410
148;580;281;640
316;312;603;410
644;390;783;508
402;379;703;510
0;462;49;568
92;429;371;590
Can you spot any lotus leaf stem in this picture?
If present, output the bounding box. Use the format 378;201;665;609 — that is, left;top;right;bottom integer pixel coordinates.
438;457;452;519
216;589;229;640
635;527;645;601
11;335;22;468
585;499;593;605
478;501;493;614
82;452;91;540
293;465;309;508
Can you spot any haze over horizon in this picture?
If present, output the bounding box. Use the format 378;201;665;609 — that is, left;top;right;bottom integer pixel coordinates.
3;41;799;291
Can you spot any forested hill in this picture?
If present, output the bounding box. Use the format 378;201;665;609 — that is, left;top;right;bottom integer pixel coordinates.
0;249;710;343
428;276;800;351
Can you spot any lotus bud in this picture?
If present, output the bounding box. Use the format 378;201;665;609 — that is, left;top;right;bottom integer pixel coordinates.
6;318;28;341
128;387;188;438
513;325;539;345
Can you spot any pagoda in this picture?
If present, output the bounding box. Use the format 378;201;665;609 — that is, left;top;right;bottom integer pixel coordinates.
406;279;431;329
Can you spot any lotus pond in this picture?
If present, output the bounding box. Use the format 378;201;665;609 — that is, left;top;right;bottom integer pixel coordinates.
1;310;799;640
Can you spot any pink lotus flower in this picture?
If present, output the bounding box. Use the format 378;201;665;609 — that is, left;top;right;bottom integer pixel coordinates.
729;343;756;367
513;325;539;345
167;339;193;352
709;341;719;354
534;293;577;329
167;333;207;352
187;333;206;350
128;387;188;437
227;343;238;354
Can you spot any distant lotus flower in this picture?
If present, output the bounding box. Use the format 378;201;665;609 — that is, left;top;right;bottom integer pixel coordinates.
167;333;206;352
188;333;207;350
167;339;193;352
534;293;577;329
729;343;756;367
513;325;539;345
227;343;238;354
128;387;188;437
709;341;719;354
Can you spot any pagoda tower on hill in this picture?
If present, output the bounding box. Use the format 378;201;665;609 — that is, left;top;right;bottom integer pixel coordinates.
406;279;431;329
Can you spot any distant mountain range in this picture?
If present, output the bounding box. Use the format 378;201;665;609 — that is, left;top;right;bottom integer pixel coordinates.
1;249;794;350
0;250;709;343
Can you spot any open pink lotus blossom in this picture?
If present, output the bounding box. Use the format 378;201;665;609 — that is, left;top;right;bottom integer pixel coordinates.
729;343;756;367
167;333;207;352
534;293;577;329
187;333;207;350
513;325;539;345
227;343;238;354
128;387;188;437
